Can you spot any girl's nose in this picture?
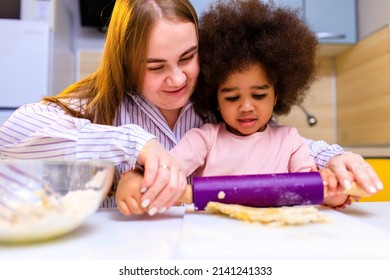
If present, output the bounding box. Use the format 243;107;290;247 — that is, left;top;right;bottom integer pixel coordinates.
239;99;255;112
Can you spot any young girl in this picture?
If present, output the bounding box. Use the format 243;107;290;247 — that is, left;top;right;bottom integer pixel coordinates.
174;0;319;177
170;62;314;176
115;0;356;215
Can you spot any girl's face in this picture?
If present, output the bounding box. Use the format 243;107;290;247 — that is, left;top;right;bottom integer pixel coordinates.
141;19;199;117
217;63;277;136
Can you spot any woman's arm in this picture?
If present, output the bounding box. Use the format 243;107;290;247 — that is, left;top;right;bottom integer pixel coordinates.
0;102;154;171
0;102;188;214
306;139;383;195
306;139;344;168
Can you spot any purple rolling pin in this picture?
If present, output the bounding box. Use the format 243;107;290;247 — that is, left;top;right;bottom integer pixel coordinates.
192;172;324;210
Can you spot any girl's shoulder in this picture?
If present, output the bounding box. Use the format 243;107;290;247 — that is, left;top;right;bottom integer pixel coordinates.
190;123;222;136
183;123;222;141
268;124;302;138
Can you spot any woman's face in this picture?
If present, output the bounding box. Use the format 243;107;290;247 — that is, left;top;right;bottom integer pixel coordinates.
142;19;199;116
217;63;277;136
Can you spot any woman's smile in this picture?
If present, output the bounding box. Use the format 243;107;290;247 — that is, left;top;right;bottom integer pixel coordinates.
163;83;187;95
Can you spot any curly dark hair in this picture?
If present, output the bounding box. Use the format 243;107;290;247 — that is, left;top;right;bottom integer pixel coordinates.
191;0;319;121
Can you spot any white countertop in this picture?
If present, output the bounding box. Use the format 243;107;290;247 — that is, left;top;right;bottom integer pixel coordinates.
1;202;389;260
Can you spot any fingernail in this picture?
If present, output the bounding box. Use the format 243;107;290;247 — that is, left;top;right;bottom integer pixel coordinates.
369;186;377;193
140;187;147;193
377;182;384;190
344;179;352;190
159;207;167;214
141;199;150;208
148;207;157;216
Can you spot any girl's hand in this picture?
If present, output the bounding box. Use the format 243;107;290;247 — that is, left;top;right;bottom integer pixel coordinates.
318;167;359;208
116;170;146;216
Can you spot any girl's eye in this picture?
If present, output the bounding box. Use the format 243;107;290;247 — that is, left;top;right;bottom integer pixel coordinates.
226;96;239;102
253;94;266;99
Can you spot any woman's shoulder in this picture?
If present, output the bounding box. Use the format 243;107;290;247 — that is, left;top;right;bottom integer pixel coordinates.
18;101;69;114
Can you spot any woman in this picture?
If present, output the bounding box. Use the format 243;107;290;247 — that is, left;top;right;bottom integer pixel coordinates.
0;0;382;216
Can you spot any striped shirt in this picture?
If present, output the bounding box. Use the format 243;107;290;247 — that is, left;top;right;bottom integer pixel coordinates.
0;93;344;207
0;94;213;169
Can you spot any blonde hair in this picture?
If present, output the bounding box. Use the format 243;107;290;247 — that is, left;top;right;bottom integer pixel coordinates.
43;0;198;125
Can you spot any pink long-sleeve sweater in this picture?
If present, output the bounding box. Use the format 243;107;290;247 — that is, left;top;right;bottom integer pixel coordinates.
170;123;315;178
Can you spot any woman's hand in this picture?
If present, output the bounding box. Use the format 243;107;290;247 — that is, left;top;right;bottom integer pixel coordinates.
136;139;187;216
326;152;383;195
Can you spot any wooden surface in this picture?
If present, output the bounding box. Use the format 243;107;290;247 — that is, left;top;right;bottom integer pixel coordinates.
277;57;336;144
336;25;390;146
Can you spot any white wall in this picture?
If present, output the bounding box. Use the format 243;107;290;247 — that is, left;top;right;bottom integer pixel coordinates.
357;0;390;39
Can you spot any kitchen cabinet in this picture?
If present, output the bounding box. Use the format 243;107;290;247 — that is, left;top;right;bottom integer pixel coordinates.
273;0;303;14
274;0;357;44
191;0;304;18
171;0;356;47
189;0;215;16
305;0;357;44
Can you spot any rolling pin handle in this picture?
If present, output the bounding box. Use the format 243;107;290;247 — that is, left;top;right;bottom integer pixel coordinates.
179;184;193;204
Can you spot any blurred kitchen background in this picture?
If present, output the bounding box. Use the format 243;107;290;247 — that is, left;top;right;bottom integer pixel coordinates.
1;0;390;157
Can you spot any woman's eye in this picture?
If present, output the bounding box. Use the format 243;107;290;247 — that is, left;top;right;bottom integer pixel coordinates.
147;65;164;71
180;54;194;63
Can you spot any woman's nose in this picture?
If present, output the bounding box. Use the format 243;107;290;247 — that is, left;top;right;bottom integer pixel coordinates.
166;67;186;86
